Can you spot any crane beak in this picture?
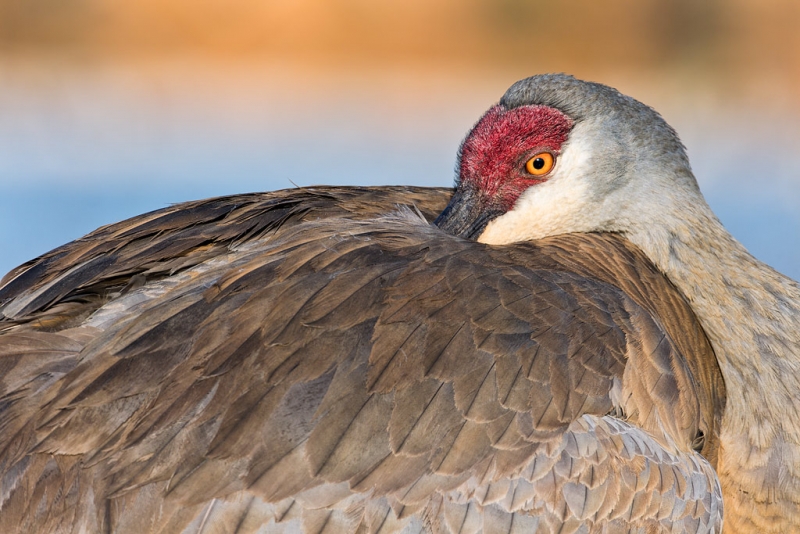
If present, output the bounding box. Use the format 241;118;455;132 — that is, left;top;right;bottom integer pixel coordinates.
433;187;504;240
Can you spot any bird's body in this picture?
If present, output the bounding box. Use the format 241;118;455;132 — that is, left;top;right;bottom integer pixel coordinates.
0;74;795;532
0;187;724;533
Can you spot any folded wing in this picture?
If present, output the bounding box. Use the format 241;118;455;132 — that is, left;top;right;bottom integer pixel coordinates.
0;187;724;533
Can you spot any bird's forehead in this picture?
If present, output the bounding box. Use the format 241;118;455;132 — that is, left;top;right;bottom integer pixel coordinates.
462;104;574;159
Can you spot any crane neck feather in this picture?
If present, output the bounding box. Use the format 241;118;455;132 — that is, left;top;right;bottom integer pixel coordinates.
623;199;800;530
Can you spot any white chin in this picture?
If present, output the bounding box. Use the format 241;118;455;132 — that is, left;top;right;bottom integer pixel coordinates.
477;174;595;245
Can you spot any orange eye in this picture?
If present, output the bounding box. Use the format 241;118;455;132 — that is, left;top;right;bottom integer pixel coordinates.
525;152;555;176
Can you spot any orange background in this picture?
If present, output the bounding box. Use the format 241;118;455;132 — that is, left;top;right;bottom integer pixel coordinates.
1;0;799;95
1;0;799;277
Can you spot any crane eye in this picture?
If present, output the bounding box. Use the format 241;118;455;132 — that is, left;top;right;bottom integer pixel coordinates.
525;152;555;176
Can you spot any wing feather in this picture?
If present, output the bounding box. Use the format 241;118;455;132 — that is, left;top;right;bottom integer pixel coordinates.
0;187;724;533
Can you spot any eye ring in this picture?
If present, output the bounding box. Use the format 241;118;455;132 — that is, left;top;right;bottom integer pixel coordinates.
525;152;556;176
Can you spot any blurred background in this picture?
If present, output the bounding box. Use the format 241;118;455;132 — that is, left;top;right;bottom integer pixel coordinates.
1;0;799;278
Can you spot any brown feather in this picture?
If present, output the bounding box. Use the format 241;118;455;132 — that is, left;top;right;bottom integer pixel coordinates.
0;186;724;532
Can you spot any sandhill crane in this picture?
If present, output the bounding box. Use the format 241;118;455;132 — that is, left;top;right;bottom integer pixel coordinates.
0;74;792;532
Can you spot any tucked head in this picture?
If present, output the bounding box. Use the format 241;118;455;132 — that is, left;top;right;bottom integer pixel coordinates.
435;74;703;244
458;104;573;212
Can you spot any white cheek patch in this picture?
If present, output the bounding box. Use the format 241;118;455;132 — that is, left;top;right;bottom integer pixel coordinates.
478;125;597;245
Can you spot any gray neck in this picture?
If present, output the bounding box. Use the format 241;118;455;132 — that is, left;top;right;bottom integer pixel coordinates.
625;193;800;530
628;198;800;425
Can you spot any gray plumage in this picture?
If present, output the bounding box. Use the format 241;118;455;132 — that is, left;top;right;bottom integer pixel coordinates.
7;72;782;532
0;186;723;533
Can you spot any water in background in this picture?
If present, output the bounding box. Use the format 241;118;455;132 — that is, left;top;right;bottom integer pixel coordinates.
2;61;800;280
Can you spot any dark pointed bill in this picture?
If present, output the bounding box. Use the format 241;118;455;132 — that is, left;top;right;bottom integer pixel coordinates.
433;187;505;240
